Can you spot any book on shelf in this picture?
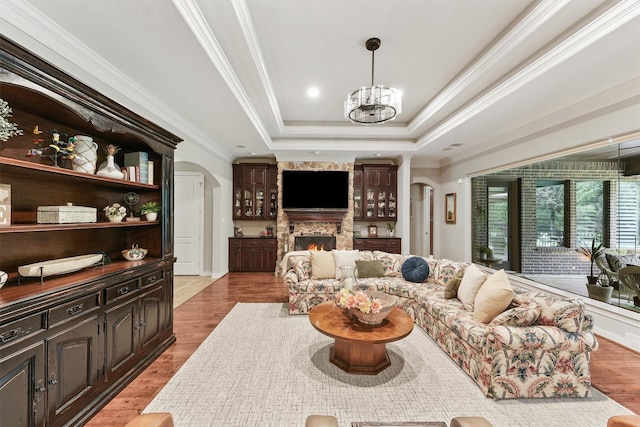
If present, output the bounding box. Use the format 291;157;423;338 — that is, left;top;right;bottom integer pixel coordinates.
147;160;154;185
124;151;148;183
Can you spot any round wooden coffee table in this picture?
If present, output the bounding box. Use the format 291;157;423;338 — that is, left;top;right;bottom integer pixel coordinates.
309;301;414;374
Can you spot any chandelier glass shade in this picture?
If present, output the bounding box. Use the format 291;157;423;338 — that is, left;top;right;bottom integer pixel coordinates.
344;38;402;124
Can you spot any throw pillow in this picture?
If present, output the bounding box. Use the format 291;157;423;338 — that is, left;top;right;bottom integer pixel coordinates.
355;260;385;278
606;253;626;272
489;301;541;327
456;263;487;310
401;256;430;283
444;270;464;299
472;269;514;323
332;250;360;279
310;250;336;279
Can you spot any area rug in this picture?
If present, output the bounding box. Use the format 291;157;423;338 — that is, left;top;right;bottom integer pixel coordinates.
145;303;633;426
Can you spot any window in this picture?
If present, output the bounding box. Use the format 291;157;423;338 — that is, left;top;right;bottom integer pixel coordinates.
576;181;604;245
536;181;565;247
618;180;640;251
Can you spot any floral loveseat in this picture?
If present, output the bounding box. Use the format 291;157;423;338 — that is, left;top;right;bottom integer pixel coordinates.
284;250;599;399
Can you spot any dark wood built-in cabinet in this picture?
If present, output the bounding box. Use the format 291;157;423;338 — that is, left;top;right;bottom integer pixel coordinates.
229;238;277;272
0;37;179;426
353;164;397;221
353;238;401;253
233;163;278;220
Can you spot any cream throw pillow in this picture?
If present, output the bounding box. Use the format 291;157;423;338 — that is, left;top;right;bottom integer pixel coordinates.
332;250;360;279
473;269;514;323
310;250;336;279
457;263;487;310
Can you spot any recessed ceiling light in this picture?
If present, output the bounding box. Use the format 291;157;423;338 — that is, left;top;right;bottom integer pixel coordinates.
307;87;320;98
236;145;246;148
442;147;452;151
451;143;463;147
249;152;256;156
375;153;382;157
311;151;320;154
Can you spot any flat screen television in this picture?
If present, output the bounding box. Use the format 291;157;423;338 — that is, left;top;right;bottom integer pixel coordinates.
281;170;349;210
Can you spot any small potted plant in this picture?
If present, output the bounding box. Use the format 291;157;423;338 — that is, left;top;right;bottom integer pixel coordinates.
140;201;161;221
476;245;493;261
577;238;606;285
386;222;396;237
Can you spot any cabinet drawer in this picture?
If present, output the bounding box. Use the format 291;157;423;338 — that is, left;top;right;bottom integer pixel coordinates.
141;270;164;289
104;279;139;304
365;239;387;249
265;239;277;248
229;239;242;248
388;239;401;250
49;292;100;327
241;239;264;248
0;311;46;347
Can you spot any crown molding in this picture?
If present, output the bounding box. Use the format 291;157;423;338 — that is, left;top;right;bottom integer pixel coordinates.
173;0;273;149
0;0;234;162
408;0;571;134
415;0;640;152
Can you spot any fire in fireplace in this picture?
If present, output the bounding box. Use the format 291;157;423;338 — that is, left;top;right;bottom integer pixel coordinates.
294;235;336;251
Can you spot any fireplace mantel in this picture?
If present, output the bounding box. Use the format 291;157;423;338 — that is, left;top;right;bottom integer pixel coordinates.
284;209;347;234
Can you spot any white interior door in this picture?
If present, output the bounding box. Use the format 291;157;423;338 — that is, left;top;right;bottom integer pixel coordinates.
174;172;204;275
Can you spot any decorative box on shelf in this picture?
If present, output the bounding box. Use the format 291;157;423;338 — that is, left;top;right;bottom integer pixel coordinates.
37;202;97;224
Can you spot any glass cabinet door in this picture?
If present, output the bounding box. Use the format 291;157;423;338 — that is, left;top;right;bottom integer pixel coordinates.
366;188;375;218
388;192;396;218
354;187;362;219
255;189;265;217
243;189;253;218
268;188;277;218
234;189;242;218
377;190;387;218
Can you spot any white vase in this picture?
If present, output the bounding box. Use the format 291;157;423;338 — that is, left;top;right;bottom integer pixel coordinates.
96;155;124;179
72;135;98;174
145;212;158;221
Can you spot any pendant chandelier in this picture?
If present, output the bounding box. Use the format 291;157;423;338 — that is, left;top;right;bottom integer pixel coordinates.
344;37;402;124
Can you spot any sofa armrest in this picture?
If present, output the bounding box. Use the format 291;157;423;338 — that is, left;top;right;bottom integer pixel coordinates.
284;270;298;285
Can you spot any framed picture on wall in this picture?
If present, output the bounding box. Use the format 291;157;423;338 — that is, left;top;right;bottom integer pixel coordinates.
368;225;378;238
445;193;456;224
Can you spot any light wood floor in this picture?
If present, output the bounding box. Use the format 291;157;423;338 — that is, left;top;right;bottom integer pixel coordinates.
87;273;639;426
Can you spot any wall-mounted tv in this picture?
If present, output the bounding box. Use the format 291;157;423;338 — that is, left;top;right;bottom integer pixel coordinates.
281;170;349;210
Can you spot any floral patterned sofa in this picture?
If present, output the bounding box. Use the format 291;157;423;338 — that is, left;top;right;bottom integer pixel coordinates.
284;250;599;399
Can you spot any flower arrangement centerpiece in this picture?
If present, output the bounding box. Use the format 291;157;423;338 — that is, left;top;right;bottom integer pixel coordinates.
28;126;83;167
0;98;23;142
335;288;397;325
104;203;127;222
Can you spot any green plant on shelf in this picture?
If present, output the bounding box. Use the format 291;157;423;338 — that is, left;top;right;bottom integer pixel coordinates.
140;201;161;215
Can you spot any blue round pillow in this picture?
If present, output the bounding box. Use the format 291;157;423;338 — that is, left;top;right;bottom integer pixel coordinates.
402;256;429;283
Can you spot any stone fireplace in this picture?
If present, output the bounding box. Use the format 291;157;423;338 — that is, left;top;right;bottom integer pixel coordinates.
276;161;354;273
294;235;336;251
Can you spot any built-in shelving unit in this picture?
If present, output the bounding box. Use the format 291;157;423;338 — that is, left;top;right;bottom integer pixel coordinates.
0;36;180;427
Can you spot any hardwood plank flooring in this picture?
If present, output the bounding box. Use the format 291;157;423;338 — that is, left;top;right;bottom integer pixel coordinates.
87;273;639;426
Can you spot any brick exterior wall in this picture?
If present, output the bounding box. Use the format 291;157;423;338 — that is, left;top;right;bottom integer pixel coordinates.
474;160;621;275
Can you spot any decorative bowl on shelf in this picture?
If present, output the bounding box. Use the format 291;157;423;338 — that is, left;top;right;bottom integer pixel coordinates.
121;247;148;261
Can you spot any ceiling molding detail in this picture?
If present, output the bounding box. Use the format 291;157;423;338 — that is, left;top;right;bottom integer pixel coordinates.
231;0;285;132
0;0;234;162
172;0;273;148
407;0;571;134
414;0;640;151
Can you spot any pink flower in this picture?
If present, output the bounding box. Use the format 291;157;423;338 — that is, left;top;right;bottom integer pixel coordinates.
370;298;383;314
